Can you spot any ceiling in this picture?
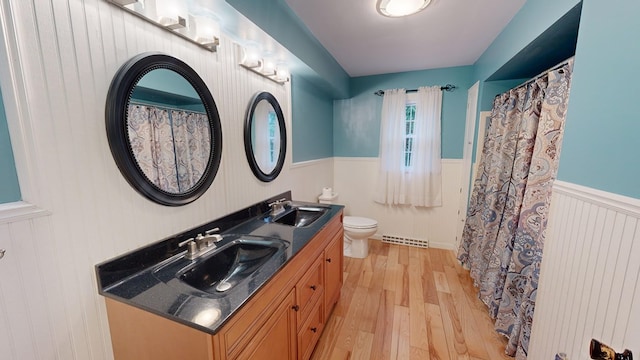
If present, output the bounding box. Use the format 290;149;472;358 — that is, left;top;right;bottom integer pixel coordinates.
284;0;526;77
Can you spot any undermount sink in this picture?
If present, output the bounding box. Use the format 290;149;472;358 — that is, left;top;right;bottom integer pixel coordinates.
155;238;289;295
272;206;327;227
180;238;287;294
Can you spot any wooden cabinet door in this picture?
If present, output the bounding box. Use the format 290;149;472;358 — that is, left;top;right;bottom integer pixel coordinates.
235;289;297;360
323;230;343;320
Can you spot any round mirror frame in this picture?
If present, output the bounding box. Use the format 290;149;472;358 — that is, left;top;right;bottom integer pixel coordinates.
243;91;287;182
106;52;222;206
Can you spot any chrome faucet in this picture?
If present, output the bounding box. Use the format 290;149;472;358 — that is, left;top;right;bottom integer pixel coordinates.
268;198;289;216
179;228;222;260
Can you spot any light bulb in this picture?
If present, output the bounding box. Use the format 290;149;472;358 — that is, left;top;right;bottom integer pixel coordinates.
377;0;431;17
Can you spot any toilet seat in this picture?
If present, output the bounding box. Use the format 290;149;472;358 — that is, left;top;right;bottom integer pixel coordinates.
344;216;377;229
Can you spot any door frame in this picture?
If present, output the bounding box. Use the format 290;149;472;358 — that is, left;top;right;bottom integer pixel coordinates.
455;81;479;248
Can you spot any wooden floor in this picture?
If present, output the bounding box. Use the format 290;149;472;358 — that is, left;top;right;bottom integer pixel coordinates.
311;240;513;360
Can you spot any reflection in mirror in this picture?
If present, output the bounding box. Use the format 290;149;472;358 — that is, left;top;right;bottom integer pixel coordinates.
106;52;222;206
250;99;280;174
128;69;211;193
244;92;286;182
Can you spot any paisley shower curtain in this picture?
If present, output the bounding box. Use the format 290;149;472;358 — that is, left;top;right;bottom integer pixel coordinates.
127;104;210;193
171;109;211;192
128;104;180;193
457;60;573;359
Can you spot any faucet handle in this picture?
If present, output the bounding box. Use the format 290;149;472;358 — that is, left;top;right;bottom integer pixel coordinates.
268;198;288;207
178;237;198;259
205;228;220;235
205;228;223;243
178;237;195;248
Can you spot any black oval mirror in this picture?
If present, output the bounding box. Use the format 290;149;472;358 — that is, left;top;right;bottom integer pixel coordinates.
244;92;286;182
106;52;222;206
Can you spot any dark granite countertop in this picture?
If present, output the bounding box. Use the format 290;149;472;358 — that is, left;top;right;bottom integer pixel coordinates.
95;191;344;335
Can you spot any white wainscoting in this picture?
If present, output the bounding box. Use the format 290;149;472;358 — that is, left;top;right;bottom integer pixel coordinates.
333;157;462;250
529;181;640;359
0;1;332;359
289;158;335;202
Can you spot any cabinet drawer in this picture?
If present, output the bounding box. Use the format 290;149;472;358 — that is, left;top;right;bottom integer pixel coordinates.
295;256;323;326
297;296;324;360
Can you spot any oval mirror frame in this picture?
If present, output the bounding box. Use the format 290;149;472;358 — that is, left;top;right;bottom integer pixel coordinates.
244;92;287;182
106;52;222;206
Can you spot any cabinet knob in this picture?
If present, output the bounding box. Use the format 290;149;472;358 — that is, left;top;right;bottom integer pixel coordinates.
310;285;316;291
292;305;299;312
0;249;5;259
326;258;332;263
310;327;317;333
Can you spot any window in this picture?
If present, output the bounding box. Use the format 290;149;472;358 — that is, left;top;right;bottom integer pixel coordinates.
404;102;416;168
267;111;277;165
375;87;442;207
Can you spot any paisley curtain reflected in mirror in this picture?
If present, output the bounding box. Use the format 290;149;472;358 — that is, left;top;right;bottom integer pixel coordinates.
106;53;222;206
244;92;286;182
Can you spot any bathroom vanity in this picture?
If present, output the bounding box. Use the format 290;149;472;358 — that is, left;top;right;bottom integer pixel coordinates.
96;192;343;360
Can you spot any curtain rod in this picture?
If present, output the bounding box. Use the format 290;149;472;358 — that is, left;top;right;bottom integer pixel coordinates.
506;56;575;96
374;84;456;96
129;100;206;114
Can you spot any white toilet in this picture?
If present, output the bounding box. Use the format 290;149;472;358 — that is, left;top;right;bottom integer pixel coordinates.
319;192;378;259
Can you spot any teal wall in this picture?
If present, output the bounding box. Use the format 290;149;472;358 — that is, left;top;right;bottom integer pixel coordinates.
232;0;640;199
291;75;334;162
556;0;640;199
0;88;21;203
226;0;350;98
473;0;581;83
472;0;639;199
334;66;474;158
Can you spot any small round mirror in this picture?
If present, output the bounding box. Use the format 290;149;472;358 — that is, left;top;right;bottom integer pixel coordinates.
244;92;286;182
106;53;222;206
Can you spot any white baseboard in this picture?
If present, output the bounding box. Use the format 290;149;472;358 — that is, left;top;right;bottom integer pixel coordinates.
428;241;456;251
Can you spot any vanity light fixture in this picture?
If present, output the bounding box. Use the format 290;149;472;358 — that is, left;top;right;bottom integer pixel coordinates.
261;60;276;77
159;16;186;30
273;68;290;83
193;16;221;50
235;43;289;84
156;0;187;29
105;0;219;52
376;0;431;17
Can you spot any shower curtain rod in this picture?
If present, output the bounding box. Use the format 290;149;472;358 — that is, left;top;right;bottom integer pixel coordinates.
511;56;575;93
373;84;457;96
129;100;207;114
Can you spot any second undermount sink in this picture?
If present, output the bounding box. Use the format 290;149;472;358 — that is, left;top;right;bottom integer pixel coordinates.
272;206;327;227
176;238;288;294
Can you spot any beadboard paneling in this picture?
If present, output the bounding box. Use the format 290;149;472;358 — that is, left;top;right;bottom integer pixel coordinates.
0;0;332;359
333;157;462;249
528;180;640;359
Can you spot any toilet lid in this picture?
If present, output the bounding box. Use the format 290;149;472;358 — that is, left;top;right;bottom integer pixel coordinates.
344;216;377;229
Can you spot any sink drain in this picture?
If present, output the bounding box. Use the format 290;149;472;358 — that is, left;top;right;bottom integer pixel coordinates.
215;281;232;292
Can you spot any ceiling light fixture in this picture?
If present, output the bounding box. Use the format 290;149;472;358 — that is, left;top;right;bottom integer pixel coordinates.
376;0;431;18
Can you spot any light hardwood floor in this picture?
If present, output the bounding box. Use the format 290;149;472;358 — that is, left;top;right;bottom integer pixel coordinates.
311;240;513;360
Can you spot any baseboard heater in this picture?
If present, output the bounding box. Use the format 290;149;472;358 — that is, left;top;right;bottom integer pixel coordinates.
382;234;429;248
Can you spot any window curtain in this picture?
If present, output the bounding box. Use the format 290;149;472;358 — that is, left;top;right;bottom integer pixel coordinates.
374;86;442;207
457;60;573;359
